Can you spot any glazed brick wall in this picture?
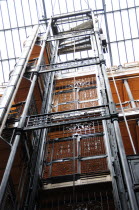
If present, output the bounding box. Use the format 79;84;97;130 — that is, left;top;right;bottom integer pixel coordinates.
81;158;108;174
43;75;108;179
43;161;77;178
43;135;107;178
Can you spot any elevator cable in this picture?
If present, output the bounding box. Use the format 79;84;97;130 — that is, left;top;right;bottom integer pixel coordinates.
106;57;137;154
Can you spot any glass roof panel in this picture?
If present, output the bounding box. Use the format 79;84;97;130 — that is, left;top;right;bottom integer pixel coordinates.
0;0;139;83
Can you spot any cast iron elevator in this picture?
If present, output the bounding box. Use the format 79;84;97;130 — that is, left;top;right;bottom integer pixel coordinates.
0;10;139;210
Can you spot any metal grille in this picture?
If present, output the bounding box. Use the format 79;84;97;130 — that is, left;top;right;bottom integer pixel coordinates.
81;158;108;174
81;136;105;157
39;185;115;210
43;121;107;179
47;122;103;141
52;75;98;112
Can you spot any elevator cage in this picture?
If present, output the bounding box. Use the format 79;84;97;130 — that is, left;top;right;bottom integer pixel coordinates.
1;1;139;210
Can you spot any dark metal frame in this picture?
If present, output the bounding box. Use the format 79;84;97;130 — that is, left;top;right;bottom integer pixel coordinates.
0;1;139;210
1;0;139;83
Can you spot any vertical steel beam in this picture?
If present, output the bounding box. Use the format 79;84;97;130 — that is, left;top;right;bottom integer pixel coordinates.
77;135;81;174
95;37;126;210
92;9;138;208
102;0;113;66
41;0;47;19
0;19;52;205
96;72;120;209
99;55;138;210
123;79;136;108
99;53;138;210
25;40;59;210
0;25;39;136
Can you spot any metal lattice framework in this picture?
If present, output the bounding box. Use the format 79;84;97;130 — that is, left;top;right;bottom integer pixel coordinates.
0;0;139;83
0;1;139;210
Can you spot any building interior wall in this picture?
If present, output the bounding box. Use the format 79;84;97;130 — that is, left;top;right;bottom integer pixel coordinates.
0;1;139;210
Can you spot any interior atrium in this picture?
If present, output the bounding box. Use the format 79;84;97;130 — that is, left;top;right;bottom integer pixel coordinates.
0;0;139;209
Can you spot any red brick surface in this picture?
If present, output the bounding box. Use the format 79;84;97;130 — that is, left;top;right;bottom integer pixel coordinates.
43;75;108;179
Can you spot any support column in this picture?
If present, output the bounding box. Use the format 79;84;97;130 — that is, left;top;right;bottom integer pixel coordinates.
100;58;138;210
0;19;52;205
25;40;59;210
123;79;136;108
93;22;138;208
102;0;113;66
0;25;39;136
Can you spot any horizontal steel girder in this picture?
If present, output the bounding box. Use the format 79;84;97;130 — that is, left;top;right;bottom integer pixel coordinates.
26;57;100;74
24;115;111;131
